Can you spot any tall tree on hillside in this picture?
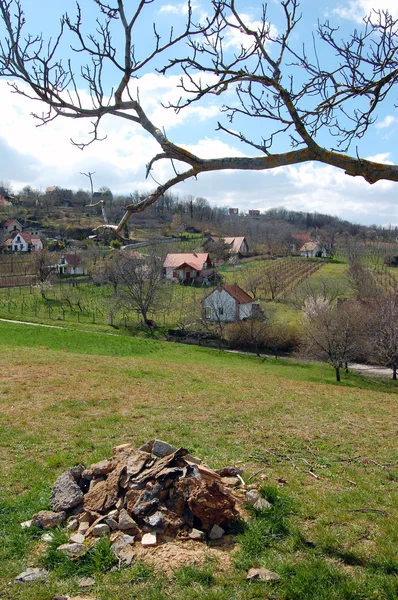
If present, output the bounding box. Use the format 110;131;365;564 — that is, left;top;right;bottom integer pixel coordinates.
1;1;398;238
369;297;398;380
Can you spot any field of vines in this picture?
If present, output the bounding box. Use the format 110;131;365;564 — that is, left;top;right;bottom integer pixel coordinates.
0;257;327;330
222;257;325;300
370;264;398;294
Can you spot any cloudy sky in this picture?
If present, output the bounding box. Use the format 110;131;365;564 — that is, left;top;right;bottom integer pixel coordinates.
0;0;397;226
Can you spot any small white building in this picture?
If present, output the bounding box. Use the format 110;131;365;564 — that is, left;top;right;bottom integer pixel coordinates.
203;284;260;322
163;253;213;282
57;254;87;275
10;232;43;252
299;241;327;258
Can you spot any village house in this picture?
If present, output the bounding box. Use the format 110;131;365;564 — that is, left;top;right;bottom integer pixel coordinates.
299;241;327;258
9;231;43;252
57;254;88;276
202;284;261;322
208;236;249;256
1;219;23;235
163;253;213;283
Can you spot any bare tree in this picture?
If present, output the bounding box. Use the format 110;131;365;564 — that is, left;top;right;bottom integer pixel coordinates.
301;301;365;382
109;249;167;328
227;316;269;357
1;1;398;238
291;276;346;310
346;260;381;298
369;297;398;380
261;266;285;301
32;248;56;298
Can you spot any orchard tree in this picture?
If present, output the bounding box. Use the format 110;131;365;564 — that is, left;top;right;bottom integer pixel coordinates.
1;1;398;239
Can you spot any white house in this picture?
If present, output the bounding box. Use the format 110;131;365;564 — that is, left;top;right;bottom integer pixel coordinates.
203;284;260;322
57;254;87;275
10;232;43;252
163;253;213;282
299;241;327;258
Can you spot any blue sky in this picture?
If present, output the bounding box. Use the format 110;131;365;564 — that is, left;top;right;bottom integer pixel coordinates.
0;0;397;226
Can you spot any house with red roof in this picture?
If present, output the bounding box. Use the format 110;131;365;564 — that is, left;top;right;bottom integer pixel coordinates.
57;254;87;275
202;284;261;322
10;232;43;252
207;236;249;255
163;253;213;282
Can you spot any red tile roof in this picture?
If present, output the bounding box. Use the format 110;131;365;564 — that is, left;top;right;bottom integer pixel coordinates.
163;253;211;270
221;284;254;304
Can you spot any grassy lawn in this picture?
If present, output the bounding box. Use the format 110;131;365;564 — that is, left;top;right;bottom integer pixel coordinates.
0;321;397;599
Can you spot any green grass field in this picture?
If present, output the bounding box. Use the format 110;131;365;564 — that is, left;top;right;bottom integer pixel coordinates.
0;321;397;599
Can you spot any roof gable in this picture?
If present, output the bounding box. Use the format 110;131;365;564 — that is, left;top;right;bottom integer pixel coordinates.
164;253;211;270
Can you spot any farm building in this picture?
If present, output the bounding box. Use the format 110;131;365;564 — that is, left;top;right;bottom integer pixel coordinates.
163;253;213;283
203;284;261;322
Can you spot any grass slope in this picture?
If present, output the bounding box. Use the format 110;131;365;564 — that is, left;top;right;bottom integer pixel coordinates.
0;321;397;599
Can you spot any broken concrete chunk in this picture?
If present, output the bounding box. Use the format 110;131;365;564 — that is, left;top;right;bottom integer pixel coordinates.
51;471;84;512
14;568;49;584
221;476;241;488
118;508;140;533
145;511;164;529
208;524;225;540
141;531;157;547
32;510;66;529
41;532;54;543
57;542;88;558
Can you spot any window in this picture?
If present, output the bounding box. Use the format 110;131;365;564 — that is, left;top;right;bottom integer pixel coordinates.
219;307;224;315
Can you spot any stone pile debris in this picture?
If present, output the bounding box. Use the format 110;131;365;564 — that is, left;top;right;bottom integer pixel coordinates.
28;440;245;564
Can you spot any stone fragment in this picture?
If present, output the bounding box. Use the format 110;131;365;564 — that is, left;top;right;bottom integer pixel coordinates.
184;454;201;465
209;524;225;540
187;480;238;531
66;518;79;531
78;522;90;534
111;537;136;564
253;497;272;511
91;523;110;537
51;471;84;512
246;568;280;581
245;489;261;505
141;532;157;547
14;568;49;584
57;542;88;558
20;520;32;529
70;532;85;544
221;476;241;487
84;480;108;512
145;511;164;529
189;528;205;540
118;509;140;533
113;442;135;454
152;440;177;458
217;466;243;477
41;533;54;543
77;576;96;588
32;510;66;529
105;516;119;530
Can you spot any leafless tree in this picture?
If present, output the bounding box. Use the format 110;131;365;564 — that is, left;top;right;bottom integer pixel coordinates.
227;316;269;357
301;301;365;382
109;249;167;327
1;0;398;240
261;265;285;300
32;247;56;298
368;296;398;379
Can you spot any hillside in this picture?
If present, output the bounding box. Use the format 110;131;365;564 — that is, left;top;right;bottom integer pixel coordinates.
0;321;397;599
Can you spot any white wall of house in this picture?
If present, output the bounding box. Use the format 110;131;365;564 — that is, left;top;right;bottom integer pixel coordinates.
203;288;238;322
239;302;254;319
11;234;29;252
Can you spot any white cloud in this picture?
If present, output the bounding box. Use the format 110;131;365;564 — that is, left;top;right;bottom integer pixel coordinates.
375;116;398;130
335;0;397;21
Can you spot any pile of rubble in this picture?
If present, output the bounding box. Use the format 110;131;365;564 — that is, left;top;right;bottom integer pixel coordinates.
27;439;249;564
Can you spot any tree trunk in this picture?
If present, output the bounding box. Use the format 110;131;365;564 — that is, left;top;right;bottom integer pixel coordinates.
393;365;397;380
335;367;341;382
